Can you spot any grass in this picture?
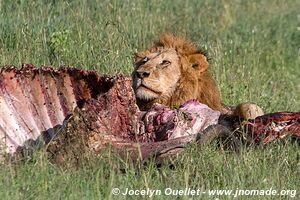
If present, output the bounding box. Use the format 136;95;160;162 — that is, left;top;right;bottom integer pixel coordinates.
0;0;299;199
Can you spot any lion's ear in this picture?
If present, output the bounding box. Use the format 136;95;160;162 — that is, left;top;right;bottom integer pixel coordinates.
188;53;208;73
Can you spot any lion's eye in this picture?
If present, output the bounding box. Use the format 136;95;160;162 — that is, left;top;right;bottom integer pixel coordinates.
192;63;199;69
142;57;149;63
161;60;171;66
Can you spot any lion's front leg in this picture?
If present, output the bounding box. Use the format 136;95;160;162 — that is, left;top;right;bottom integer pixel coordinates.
222;102;264;119
232;102;264;119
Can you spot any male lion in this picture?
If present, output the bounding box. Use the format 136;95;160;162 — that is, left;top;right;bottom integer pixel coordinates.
132;34;263;119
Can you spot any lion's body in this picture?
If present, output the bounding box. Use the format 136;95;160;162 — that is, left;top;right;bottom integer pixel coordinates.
132;34;263;119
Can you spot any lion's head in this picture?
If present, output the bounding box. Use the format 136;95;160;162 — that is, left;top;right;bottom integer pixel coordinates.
132;34;223;111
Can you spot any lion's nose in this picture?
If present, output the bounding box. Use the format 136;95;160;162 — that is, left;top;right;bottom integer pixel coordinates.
136;71;150;79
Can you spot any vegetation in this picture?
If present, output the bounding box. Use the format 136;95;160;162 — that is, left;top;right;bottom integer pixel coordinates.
0;0;299;199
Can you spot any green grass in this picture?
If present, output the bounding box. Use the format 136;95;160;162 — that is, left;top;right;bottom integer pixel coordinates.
0;0;299;199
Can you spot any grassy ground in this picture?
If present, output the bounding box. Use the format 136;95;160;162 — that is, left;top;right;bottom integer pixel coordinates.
0;0;299;199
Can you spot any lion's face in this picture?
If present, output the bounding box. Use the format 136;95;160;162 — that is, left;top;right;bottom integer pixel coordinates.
132;48;181;102
132;34;223;112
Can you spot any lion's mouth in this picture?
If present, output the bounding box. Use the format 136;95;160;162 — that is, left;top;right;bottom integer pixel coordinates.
133;77;162;100
138;84;160;94
134;82;161;101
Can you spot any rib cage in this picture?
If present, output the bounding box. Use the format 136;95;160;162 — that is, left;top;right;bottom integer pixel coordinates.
0;64;113;154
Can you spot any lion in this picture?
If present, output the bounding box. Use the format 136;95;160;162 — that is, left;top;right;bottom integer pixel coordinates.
132;34;263;119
